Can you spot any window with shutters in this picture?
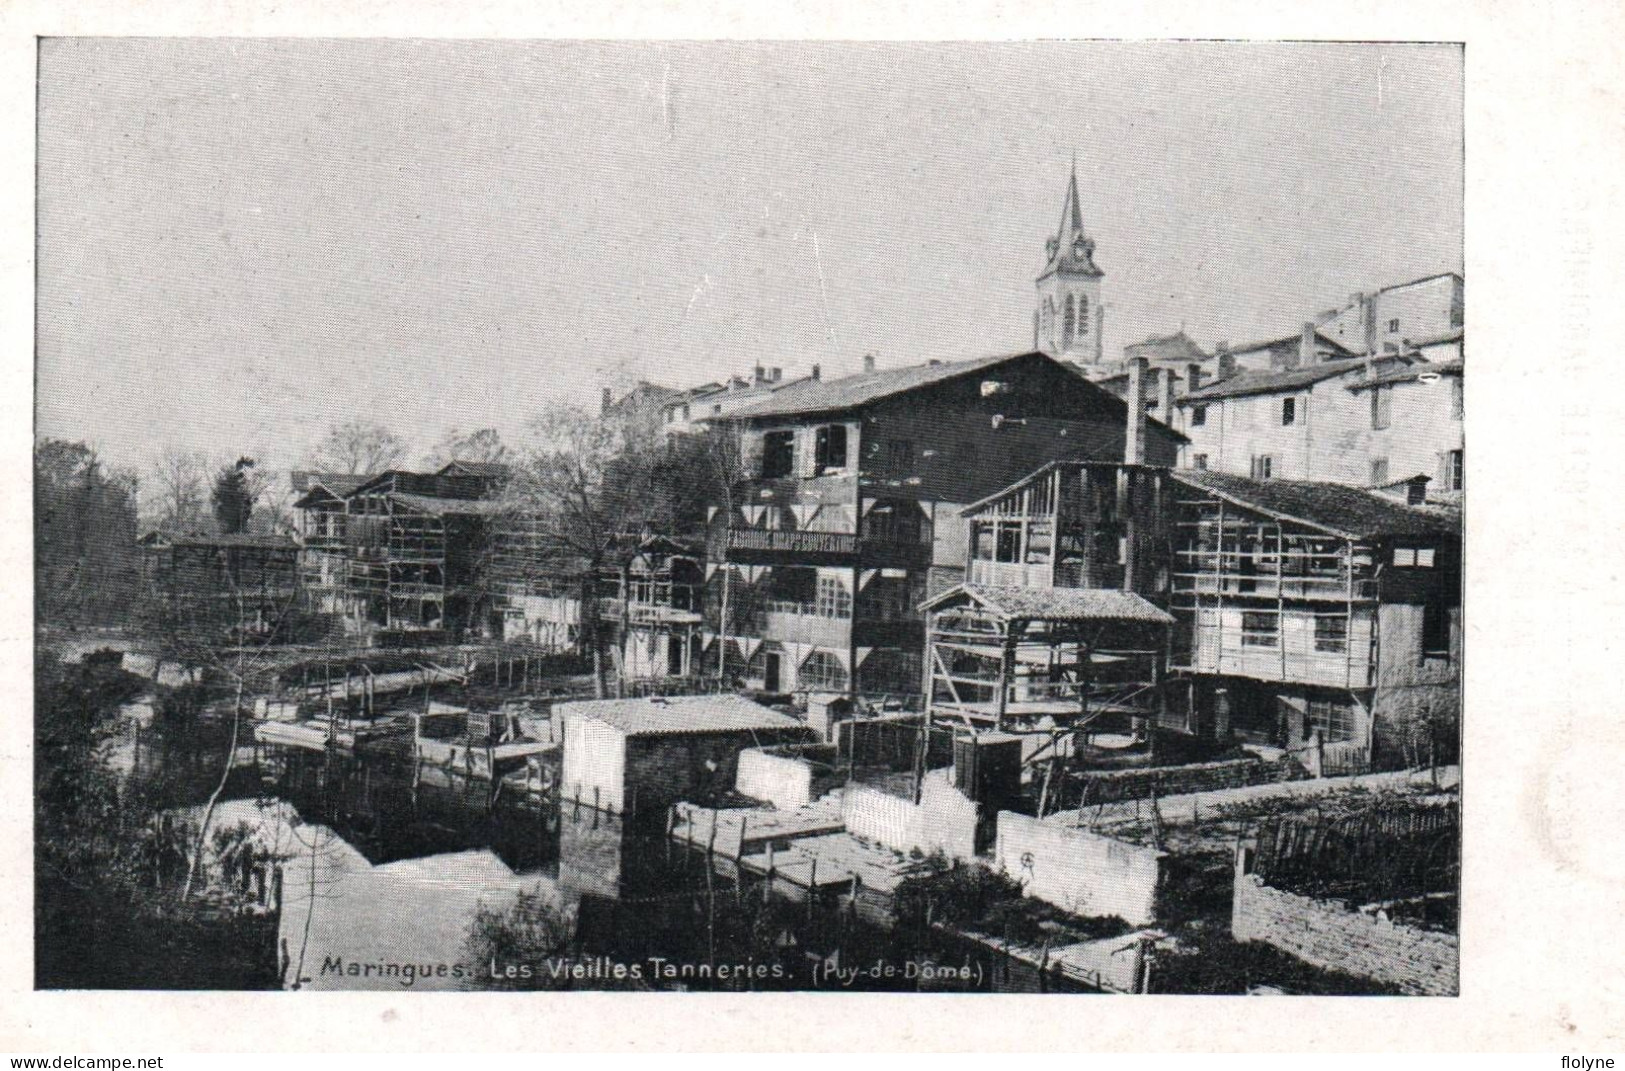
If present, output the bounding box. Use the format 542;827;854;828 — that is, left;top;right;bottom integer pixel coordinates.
1448;449;1463;491
813;424;848;474
1370;458;1389;486
1192;453;1208;471
1250;455;1273;479
1281;397;1296;425
1190;405;1207;427
761;431;795;478
1371;386;1392;429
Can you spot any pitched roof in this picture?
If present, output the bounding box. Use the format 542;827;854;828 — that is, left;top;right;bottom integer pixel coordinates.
436;460;511;478
960;459;1166;515
1123;331;1209;364
291;471;369;496
556;694;806;737
1179;357;1371;403
1172;470;1458;539
388;492;505;517
1346;358;1463;391
710;352;1030;420
922;583;1175;624
1228;329;1358;358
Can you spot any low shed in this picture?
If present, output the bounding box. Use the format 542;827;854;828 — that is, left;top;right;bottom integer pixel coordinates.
558;695;815;816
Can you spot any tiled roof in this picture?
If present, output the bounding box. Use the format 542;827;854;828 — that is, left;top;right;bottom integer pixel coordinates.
1346;359;1463;391
1225;330;1357;359
922;583;1175;624
1179;357;1370;403
557;694;806;737
1124;331;1209;364
1172;470;1458;539
711;352;1033;420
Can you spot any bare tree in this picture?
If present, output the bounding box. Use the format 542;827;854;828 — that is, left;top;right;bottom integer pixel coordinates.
145;446;212;535
307;419;406;476
246;468;298;536
422;427;510;470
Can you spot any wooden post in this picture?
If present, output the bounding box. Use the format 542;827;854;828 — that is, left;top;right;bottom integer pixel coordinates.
807;857;817;919
736;814;748;862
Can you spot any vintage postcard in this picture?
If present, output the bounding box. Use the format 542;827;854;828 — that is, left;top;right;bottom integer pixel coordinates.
6;6;1623;1055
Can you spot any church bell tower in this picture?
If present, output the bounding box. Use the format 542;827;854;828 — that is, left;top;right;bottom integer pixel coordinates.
1034;159;1104;366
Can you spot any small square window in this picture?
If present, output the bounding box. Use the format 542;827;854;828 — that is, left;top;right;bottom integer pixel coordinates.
1251;455;1272;479
1190;405;1207;427
1388;318;1400;333
1416;548;1436;568
1192;453;1208;471
1394;548;1416;567
1281;397;1296;426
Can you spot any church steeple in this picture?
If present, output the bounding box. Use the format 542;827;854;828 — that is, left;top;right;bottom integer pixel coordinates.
1040;157;1102;280
1035;159;1105;365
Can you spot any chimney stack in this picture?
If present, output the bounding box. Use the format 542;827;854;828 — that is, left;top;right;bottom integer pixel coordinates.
1158;366;1177;422
601;387;613;415
769;366;782;383
1296;322;1317;369
1215;342;1237;380
811;363;821;381
753;365;766;384
1124;357;1148;465
1184;361;1204;396
862;353;877;373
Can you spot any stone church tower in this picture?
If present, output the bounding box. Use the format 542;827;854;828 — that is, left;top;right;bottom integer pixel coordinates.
1033;161;1104;367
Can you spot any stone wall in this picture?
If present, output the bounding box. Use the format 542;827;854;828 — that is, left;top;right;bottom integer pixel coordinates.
1231;871;1459;995
1080;755;1304;804
994;812;1167;926
843;770;977;862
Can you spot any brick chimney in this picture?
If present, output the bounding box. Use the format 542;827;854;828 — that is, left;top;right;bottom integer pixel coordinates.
810;363;821;381
1158;366;1177;422
1124;357;1148;465
862;353;877;373
600;387;613;415
1184;361;1204;395
753;365;766;384
1215;342;1236;380
1296;322;1316;369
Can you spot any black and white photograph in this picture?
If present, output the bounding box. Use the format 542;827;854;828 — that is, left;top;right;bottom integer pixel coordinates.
32;38;1469;998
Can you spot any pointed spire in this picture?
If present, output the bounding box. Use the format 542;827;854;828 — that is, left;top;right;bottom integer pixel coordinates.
1056;154;1086;243
1040;156;1101;279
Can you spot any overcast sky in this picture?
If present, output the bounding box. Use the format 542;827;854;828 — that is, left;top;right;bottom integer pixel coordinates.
36;39;1462;477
